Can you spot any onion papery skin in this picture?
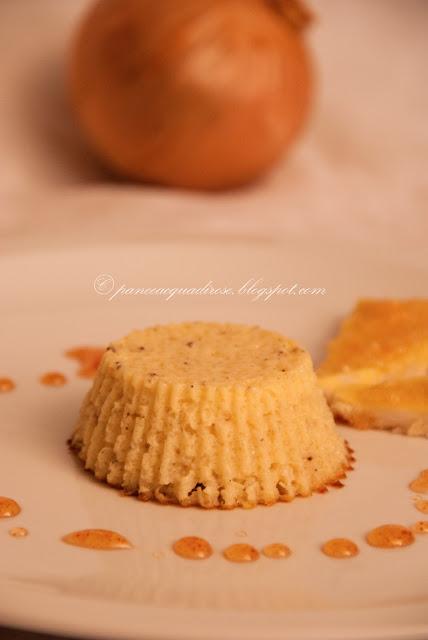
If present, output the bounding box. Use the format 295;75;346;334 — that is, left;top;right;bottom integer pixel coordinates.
69;0;313;190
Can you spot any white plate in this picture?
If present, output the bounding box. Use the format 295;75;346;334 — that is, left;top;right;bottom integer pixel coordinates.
1;238;427;640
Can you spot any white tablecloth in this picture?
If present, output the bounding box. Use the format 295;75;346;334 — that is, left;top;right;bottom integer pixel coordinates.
0;0;427;259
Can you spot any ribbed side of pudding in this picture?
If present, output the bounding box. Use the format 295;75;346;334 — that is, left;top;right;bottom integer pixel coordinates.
70;323;350;508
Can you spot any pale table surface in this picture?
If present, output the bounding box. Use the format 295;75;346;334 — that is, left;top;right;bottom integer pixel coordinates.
0;0;427;260
0;631;71;640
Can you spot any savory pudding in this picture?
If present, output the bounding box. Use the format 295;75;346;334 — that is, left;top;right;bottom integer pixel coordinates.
69;322;350;508
318;299;428;436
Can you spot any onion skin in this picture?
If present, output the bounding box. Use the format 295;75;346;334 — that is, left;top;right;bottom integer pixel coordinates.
69;0;313;190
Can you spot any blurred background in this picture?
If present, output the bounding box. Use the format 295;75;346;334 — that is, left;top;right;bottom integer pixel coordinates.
0;0;427;259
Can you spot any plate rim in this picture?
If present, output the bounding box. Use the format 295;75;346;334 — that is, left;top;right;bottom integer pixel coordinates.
2;240;428;640
2;585;428;640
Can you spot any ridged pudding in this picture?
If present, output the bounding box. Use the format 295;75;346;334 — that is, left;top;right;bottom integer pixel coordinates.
69;322;350;508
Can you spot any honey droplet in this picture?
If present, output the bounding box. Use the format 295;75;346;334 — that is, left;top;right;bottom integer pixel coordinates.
9;527;28;538
223;543;259;563
366;524;415;548
321;538;359;558
410;521;428;534
262;543;291;559
0;378;15;393
40;372;67;387
65;347;105;378
62;529;132;550
172;536;213;560
0;497;21;518
409;469;428;494
415;499;428;515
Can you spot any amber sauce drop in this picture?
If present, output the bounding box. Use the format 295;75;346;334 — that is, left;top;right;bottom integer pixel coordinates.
40;372;67;387
411;521;428;534
9;527;28;538
415;499;428;515
223;543;259;563
409;469;428;494
65;347;105;378
0;497;21;518
262;543;291;559
173;536;213;560
62;529;132;550
366;524;415;548
0;378;15;393
321;538;359;558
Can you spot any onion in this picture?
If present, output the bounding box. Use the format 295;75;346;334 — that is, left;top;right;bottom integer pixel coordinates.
69;0;313;190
